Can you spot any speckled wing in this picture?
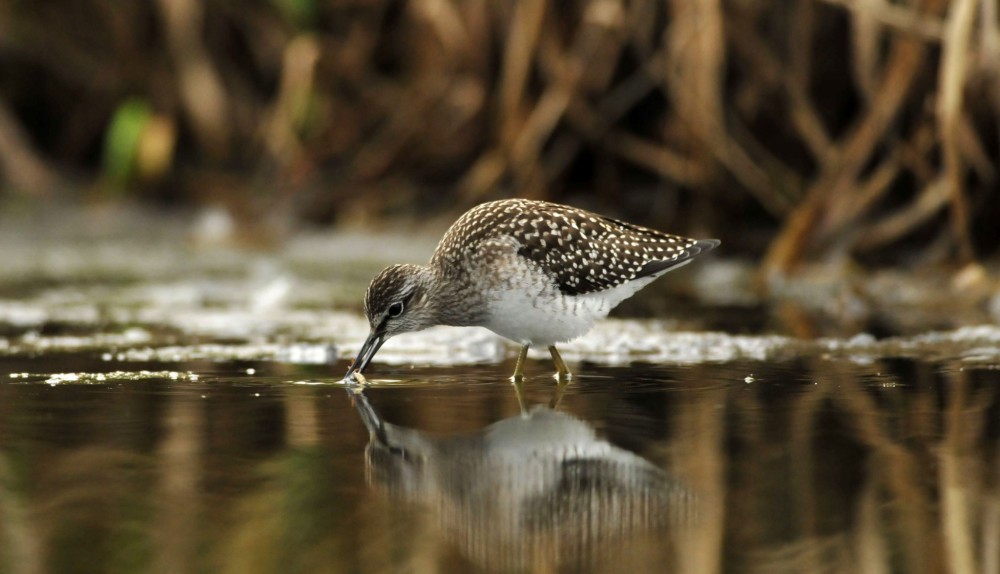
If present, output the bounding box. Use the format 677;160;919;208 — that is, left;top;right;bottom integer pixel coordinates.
511;205;716;296
432;200;718;297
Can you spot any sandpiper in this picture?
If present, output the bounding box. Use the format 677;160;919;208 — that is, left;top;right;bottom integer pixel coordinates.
348;199;718;382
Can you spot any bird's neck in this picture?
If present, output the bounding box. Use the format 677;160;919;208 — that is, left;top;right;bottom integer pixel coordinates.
426;266;486;327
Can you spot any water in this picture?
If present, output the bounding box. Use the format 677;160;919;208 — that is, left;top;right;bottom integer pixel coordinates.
1;353;997;574
1;207;998;573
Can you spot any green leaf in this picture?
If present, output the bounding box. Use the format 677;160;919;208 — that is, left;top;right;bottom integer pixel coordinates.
102;98;153;192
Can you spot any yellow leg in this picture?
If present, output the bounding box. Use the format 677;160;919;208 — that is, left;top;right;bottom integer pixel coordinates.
512;377;528;414
548;345;572;381
510;344;530;414
549;378;570;409
511;343;530;382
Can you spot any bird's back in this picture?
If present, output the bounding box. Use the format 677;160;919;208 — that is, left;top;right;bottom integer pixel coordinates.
431;199;715;296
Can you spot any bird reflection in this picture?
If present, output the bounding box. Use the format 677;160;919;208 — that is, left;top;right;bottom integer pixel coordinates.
349;389;698;573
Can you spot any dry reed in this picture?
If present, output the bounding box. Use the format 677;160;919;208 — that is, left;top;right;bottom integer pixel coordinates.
0;1;995;270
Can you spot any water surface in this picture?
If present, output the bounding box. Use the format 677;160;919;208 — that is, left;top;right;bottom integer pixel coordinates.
1;208;997;573
2;352;997;574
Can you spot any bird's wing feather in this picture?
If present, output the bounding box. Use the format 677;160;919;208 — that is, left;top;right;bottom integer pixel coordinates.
432;200;717;296
517;214;709;295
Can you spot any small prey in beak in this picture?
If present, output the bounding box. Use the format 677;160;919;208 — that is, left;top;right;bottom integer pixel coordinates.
344;330;385;383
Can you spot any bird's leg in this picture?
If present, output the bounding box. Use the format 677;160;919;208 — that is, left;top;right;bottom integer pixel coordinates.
548;345;572;381
548;379;568;409
511;343;530;383
511;343;530;414
512;378;528;414
548;345;572;409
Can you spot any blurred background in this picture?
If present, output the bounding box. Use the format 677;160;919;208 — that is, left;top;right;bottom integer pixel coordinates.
1;0;997;274
3;5;1000;573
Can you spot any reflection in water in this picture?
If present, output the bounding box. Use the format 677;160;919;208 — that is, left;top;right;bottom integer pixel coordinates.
351;389;697;572
0;360;999;573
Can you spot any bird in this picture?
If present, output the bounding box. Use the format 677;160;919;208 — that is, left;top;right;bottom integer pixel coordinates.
347;198;718;383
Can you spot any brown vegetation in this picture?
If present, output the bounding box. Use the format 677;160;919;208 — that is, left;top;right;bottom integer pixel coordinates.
0;1;997;269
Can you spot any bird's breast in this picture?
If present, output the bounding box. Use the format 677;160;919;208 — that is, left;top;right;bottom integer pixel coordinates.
461;242;663;346
481;289;602;346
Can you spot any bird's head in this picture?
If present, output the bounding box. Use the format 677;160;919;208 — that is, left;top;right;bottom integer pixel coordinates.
349;264;435;376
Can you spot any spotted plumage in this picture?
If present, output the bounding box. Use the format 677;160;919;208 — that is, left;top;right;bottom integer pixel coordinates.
431;199;712;296
348;199;719;382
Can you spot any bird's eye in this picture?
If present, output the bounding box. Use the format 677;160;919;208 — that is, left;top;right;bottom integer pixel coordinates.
387;302;404;317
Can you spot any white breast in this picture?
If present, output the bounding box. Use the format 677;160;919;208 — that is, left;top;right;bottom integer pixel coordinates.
480;265;667;347
464;234;688;347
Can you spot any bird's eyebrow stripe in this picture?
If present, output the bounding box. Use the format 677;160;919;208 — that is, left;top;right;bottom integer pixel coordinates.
393;287;418;309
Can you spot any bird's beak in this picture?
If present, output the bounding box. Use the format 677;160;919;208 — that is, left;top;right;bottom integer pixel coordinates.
349;330;386;376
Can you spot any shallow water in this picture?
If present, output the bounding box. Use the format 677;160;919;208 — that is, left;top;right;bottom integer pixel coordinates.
2;351;999;574
1;207;999;573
